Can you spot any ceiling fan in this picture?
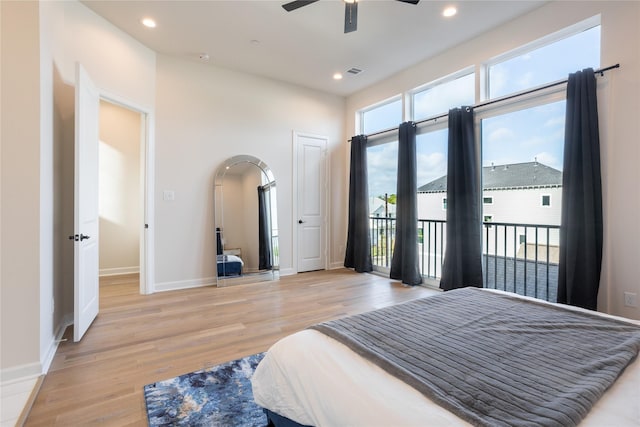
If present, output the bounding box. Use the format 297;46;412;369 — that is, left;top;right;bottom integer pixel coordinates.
282;0;420;34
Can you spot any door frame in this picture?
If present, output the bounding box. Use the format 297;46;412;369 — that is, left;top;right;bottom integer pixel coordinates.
292;131;329;273
99;89;155;295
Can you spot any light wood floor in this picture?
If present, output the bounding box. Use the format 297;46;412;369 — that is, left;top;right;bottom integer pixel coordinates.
24;269;438;426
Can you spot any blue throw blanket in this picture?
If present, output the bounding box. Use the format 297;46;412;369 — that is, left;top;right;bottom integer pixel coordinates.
310;288;640;427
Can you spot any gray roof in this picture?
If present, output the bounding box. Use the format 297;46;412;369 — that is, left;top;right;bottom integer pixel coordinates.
418;162;562;193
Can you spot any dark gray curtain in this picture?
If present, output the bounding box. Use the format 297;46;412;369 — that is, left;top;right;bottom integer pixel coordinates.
390;122;422;285
557;68;603;310
257;186;272;271
440;107;483;291
216;227;223;255
344;135;373;272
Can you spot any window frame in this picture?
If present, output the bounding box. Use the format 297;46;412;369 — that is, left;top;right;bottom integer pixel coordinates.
480;15;601;101
357;94;403;136
541;194;552;207
408;66;476;122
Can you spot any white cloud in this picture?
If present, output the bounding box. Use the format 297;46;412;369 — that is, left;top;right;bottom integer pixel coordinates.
417;152;446;187
534;152;561;170
488;127;515;143
544;116;565;128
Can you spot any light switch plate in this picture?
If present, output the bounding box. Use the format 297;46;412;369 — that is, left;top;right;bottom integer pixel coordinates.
163;190;175;201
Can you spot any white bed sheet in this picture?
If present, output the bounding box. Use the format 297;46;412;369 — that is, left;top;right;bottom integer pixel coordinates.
251;291;640;427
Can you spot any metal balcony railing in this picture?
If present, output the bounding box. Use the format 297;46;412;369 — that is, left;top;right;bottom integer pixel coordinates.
369;217;560;302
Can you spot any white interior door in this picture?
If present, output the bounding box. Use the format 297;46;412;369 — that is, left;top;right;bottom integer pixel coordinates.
295;133;327;272
73;63;100;342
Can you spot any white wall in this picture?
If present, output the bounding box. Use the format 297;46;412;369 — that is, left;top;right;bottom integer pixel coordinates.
347;1;640;319
99;101;141;275
241;168;261;272
1;0;157;386
154;54;345;288
1;0;42;379
51;0;155;303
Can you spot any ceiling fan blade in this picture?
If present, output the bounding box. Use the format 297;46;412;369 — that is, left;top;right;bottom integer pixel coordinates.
344;1;358;33
395;0;420;4
282;0;319;12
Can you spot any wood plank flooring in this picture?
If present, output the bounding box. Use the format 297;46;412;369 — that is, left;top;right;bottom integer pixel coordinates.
24;269;438;426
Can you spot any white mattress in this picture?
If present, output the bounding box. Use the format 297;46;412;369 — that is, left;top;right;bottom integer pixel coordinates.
251;291;640;427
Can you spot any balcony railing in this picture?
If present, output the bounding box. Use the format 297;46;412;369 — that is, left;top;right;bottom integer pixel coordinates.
369;217;560;302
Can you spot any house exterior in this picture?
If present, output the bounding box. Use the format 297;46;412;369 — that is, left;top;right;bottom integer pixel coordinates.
418;162;562;261
3;1;640;423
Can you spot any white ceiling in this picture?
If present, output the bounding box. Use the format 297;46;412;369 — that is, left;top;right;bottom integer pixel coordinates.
81;0;547;97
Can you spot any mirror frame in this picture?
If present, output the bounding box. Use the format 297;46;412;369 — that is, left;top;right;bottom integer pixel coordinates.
214;155;278;287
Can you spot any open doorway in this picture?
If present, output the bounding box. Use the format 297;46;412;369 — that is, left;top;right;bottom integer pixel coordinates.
98;100;144;289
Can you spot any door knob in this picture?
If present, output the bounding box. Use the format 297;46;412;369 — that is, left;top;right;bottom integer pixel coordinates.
68;234;91;241
298;219;304;224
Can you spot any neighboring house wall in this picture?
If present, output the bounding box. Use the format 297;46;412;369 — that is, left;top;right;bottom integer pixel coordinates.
99;100;141;276
481;187;562;227
417;193;447;222
347;1;640;319
417;187;562;226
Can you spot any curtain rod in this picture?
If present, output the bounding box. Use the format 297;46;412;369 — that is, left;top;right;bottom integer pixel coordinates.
354;63;620;141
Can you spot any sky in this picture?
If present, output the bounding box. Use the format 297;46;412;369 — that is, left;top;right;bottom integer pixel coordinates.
366;25;600;198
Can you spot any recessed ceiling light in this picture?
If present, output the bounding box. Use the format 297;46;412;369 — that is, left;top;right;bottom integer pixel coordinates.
443;6;457;17
141;17;157;28
333;73;343;80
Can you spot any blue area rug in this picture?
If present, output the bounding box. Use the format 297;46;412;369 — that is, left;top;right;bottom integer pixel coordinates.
144;352;267;426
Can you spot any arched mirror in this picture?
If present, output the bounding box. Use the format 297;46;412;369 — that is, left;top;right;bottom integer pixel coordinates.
214;155;279;287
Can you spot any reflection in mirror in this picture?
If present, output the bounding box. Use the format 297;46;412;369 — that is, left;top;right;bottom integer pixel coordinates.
214;155;279;287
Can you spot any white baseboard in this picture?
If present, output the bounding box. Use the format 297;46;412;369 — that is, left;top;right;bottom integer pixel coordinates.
0;364;41;385
329;261;344;270
278;268;296;276
41;314;73;374
1;375;40;427
154;276;216;292
0;311;73;426
99;266;140;277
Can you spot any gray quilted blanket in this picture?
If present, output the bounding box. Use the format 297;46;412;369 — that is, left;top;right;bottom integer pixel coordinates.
309;287;640;427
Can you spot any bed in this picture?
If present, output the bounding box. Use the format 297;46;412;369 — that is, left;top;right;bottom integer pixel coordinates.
216;254;243;277
216;227;244;276
251;287;640;427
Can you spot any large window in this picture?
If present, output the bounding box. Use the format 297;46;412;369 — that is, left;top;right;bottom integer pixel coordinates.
486;23;600;99
360;97;402;135
482;101;565;172
367;140;398;216
359;17;603;298
367;139;399;269
412;71;475;121
480;99;565;301
416;127;448;221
